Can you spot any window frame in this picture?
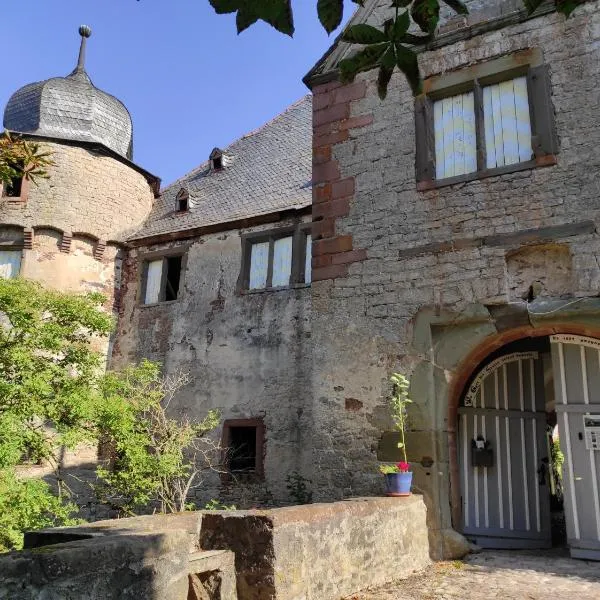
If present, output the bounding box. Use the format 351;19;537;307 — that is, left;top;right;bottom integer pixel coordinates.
221;418;265;480
138;246;188;306
0;172;29;203
415;49;558;190
239;222;312;293
0;243;23;279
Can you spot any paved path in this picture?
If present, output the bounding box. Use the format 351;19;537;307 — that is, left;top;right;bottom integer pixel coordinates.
346;550;600;599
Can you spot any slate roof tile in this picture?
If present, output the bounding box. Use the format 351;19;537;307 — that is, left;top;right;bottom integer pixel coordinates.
129;95;312;240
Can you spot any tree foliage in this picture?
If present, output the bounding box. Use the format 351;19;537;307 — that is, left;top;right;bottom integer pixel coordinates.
0;278;112;550
0;132;53;187
95;361;220;516
0;279;220;550
208;0;585;98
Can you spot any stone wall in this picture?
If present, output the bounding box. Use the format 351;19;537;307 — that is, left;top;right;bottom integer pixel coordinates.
113;214;312;508
0;140;155;242
201;497;429;600
0;497;429;600
306;0;600;555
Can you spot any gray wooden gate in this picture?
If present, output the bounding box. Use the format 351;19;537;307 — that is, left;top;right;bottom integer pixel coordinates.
458;352;552;548
550;334;600;560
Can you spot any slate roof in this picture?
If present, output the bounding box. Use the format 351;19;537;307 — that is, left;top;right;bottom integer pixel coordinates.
4;69;133;159
130;95;312;241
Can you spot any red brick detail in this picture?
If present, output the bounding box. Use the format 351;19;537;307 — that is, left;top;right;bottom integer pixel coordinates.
311;81;371;282
331;249;368;265
60;231;72;254
312;254;333;268
313;130;349;149
535;154;558;167
313;183;332;204
331;178;355;199
94;239;107;261
313;103;350;127
312;218;336;240
23;228;33;250
313;235;353;257
313;198;350;220
313;161;340;185
313;80;343;95
339;114;374;131
313;146;332;165
313;264;349;282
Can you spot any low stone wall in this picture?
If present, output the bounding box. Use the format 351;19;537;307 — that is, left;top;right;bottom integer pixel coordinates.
0;497;429;600
201;496;430;600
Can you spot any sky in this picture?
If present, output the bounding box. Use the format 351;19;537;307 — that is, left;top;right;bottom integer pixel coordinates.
1;1;357;186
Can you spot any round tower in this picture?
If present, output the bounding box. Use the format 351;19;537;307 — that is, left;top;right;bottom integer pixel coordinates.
0;26;158;304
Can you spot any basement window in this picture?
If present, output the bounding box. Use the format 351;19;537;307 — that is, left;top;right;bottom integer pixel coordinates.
141;253;185;304
0;249;22;279
222;419;264;477
240;223;312;292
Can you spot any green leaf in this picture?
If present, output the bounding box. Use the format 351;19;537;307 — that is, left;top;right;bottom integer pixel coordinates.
342;23;388;44
209;0;294;36
411;0;440;34
378;66;394;100
208;0;240;13
391;0;413;7
396;43;422;95
391;10;410;41
555;0;581;17
442;0;469;15
339;43;389;83
317;0;344;34
522;0;545;13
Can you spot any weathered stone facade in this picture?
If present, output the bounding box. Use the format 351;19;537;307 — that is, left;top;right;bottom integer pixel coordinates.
305;0;600;557
113;213;312;507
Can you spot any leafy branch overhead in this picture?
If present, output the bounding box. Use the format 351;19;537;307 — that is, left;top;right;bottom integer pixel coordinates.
208;0;584;98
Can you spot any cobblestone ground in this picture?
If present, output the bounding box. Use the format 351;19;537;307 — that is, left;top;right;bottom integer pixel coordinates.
345;550;600;600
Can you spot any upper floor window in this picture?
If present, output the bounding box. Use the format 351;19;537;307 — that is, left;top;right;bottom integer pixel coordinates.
2;175;23;198
240;224;311;292
415;50;558;189
140;252;185;305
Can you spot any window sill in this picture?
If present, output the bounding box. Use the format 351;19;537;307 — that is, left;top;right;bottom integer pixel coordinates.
242;283;311;295
138;299;180;308
416;154;557;191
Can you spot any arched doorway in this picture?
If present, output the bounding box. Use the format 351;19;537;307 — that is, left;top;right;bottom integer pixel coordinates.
455;333;600;559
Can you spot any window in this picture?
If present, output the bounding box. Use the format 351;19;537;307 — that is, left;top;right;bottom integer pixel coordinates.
141;253;184;304
2;175;23;198
222;419;264;477
0;249;21;279
415;50;558;189
176;189;189;212
209;147;224;171
240;224;311;291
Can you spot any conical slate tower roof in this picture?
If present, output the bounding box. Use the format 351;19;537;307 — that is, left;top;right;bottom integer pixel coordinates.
3;26;133;159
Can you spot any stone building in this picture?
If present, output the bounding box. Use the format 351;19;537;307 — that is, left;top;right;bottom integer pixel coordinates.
3;0;600;562
304;0;600;560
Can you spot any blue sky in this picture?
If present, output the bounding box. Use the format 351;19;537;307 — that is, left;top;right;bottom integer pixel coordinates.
1;1;356;186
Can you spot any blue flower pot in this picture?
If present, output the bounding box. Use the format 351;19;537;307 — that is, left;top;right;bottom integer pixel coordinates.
384;472;413;496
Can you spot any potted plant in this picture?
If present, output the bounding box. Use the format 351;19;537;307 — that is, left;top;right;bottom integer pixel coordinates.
379;373;413;496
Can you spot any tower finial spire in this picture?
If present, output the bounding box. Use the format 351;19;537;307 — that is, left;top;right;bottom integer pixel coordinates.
75;25;92;73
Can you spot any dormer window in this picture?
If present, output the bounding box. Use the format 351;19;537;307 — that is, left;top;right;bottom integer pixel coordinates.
176;189;189;212
209;147;224;171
